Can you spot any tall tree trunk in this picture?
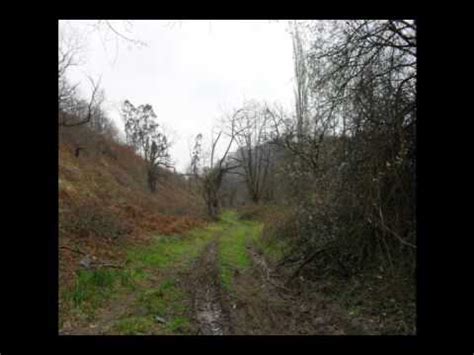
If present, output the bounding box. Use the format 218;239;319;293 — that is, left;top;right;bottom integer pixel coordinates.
147;169;157;193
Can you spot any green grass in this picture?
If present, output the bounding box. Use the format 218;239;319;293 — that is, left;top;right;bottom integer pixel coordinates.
219;209;240;225
127;225;223;270
138;279;187;315
217;211;263;290
114;277;192;335
61;222;223;329
113;316;155;335
61;210;264;334
60;268;134;327
63;268;137;316
167;316;191;333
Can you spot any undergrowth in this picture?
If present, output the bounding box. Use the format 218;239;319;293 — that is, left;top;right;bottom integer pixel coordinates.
238;204;416;335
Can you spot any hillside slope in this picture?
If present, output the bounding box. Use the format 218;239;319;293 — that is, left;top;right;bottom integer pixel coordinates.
59;127;206;326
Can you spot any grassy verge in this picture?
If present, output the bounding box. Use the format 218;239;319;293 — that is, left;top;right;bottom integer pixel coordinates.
60;267;146;325
113;278;192;335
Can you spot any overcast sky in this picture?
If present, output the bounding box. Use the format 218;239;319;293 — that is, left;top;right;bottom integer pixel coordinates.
61;20;296;172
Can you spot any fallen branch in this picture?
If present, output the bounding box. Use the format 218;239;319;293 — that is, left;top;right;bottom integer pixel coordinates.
248;247;293;293
60;245;125;270
267;278;292;293
377;206;416;249
91;262;125;269
59;245;88;256
276;255;303;268
286;247;333;285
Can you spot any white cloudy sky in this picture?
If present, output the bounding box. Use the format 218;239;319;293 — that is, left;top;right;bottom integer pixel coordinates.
60;20;296;172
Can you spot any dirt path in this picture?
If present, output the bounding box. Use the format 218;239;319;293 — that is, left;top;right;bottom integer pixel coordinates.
59;212;365;335
190;240;232;335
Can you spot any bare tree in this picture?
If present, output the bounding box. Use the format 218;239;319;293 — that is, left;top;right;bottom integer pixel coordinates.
58;24;84;113
146;136;172;193
121;100;172;193
290;21;310;141
269;19;417;278
306;20;416;125
230;101;274;203
190;133;203;178
92;20;148;48
59;75;102;127
59;20;147;126
195;111;243;219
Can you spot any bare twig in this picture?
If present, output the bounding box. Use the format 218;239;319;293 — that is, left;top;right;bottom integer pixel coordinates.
59;245;87;256
377;206;416;249
286;247;333;284
104;20;147;47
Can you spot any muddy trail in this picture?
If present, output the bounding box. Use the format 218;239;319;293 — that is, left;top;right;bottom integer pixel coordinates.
190;240;232;335
185;219;357;335
59;211;364;335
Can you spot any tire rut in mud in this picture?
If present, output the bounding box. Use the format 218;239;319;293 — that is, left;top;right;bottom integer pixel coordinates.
190;239;232;335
